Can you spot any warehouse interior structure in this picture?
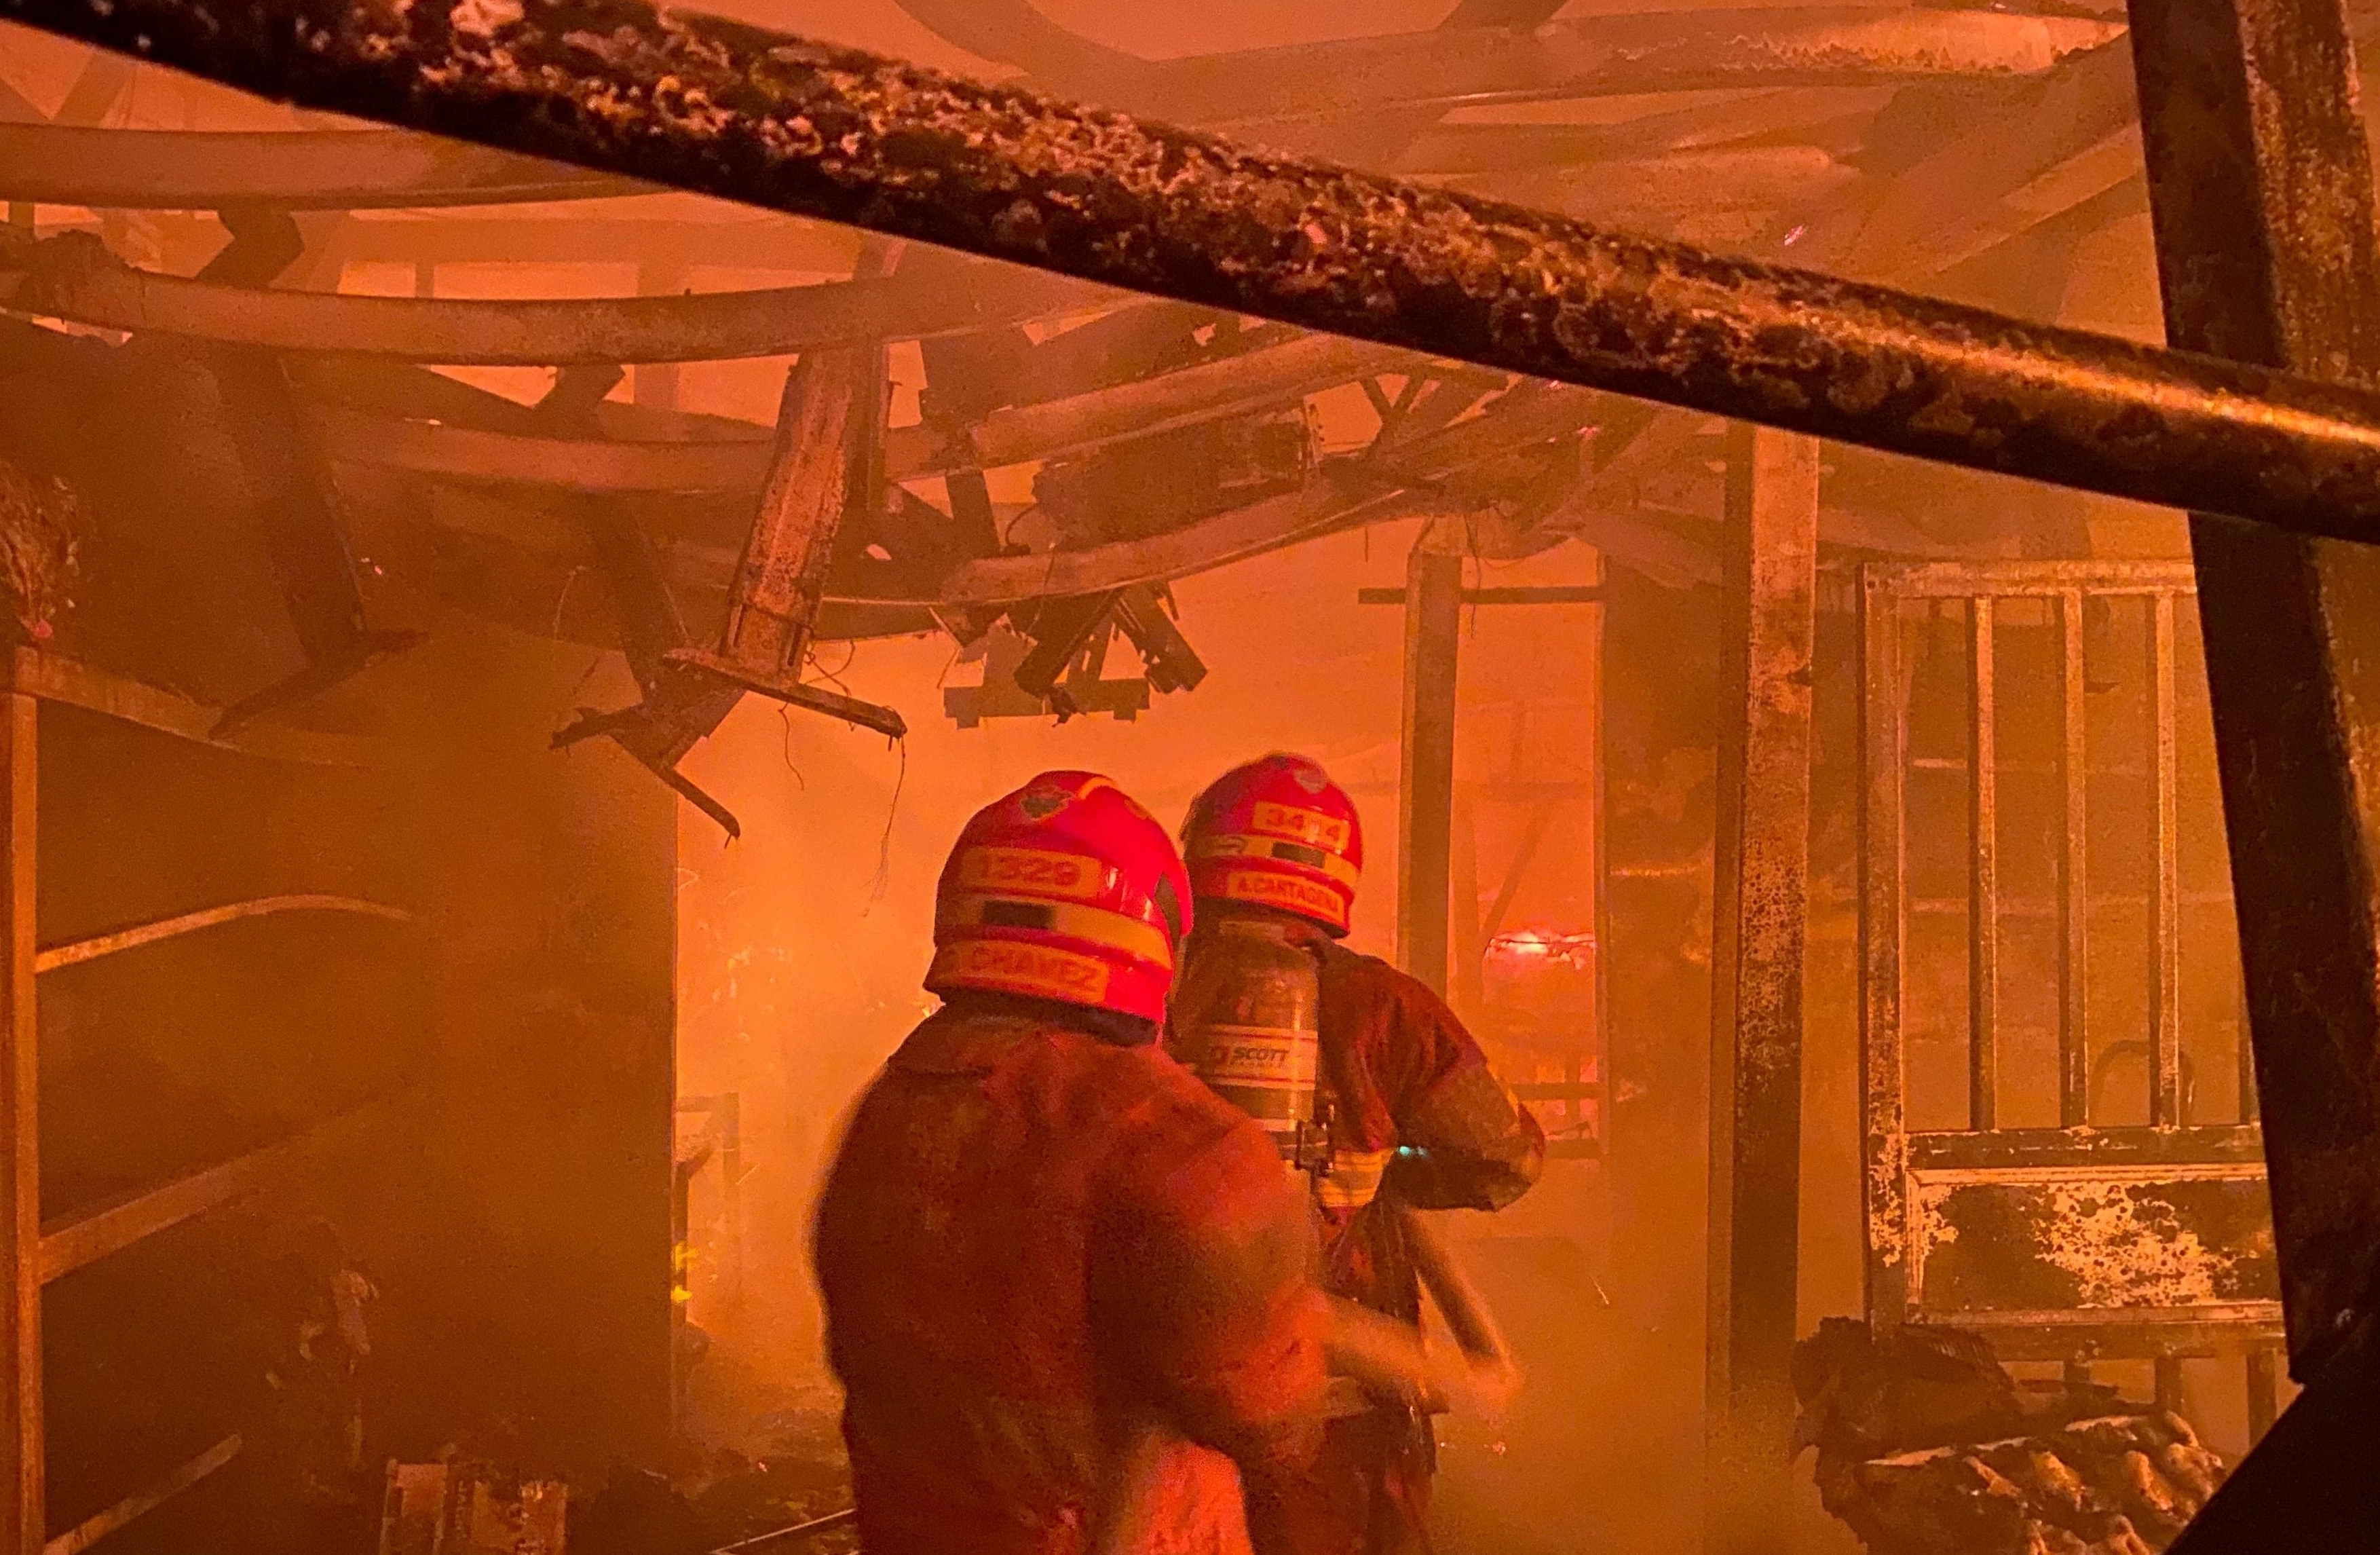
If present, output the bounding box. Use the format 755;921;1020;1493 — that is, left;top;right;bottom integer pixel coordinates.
0;0;2371;1550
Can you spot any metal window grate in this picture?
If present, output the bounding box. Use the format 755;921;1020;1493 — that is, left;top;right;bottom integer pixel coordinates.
1855;562;2282;1423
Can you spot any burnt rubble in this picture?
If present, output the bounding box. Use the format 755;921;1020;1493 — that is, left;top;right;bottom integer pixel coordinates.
1795;1319;2229;1555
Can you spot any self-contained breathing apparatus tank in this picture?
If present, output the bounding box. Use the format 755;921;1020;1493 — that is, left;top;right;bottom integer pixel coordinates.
1167;914;1522;1451
1171;918;1331;1178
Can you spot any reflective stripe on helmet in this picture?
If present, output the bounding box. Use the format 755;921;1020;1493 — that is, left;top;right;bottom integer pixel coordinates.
1188;832;1363;888
928;939;1115;1005
942;894;1176;969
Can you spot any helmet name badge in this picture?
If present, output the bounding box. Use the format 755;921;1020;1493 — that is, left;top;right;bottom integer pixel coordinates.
935;939;1114;1005
1221;869;1345;926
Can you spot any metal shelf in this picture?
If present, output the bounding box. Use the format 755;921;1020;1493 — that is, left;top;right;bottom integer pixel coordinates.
10;651;376;768
0;651;410;1555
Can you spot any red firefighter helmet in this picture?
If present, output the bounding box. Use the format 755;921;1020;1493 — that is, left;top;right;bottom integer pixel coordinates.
1180;754;1364;936
928;771;1192;1024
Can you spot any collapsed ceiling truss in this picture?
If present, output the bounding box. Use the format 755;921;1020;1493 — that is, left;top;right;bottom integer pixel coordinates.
0;0;2252;787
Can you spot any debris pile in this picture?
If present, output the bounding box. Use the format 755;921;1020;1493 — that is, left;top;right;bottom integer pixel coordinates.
381;1460;567;1555
1828;1410;2223;1555
1793;1319;2227;1555
567;1413;855;1555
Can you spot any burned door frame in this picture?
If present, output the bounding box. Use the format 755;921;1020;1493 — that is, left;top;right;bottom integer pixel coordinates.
1857;561;2284;1409
1378;564;1611;1162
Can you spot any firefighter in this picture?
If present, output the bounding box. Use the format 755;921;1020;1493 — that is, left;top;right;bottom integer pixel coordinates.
814;770;1330;1555
1174;753;1547;1555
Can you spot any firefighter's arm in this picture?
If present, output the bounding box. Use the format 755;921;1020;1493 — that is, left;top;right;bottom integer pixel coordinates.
1097;1111;1329;1485
1374;975;1547;1211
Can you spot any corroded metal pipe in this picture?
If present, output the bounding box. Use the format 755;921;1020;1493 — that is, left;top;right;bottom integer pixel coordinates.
14;0;2380;540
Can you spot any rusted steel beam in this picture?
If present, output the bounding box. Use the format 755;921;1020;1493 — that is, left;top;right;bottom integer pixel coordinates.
2130;0;2380;1538
1861;559;2200;595
1703;423;1819;1555
0;123;631;208
2129;0;2380;1383
2171;1319;2380;1551
1;229;1086;364
14;4;2380;542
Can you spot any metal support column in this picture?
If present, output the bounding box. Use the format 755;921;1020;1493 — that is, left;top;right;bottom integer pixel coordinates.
1396;531;1463;995
1704;424;1820;1555
2129;0;2380;1374
0;689;34;1555
2129;0;2380;1540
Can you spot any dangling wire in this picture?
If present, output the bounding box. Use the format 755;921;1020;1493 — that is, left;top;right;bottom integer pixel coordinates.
863;734;908;913
776;706;807;790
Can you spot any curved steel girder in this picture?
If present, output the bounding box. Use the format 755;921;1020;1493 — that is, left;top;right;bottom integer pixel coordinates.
2;234;1097;364
889;0;1159;98
33;2;2345;541
314;407;772;491
899;1;2118;127
306;331;1412;489
0;124;637;208
907;479;1434;607
339;443;1390;620
341;500;938;645
0;0;2098;231
1135;10;2123;127
345;381;1600;615
965;331;1403;466
889;0;1574;103
359;454;1429;614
